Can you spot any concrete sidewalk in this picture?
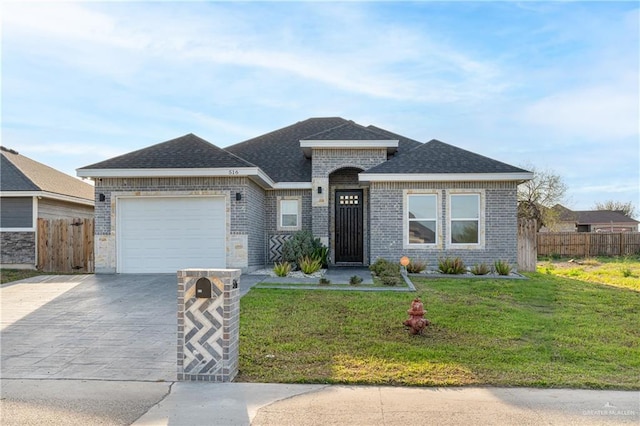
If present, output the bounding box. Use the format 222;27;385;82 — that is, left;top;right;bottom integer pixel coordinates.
2;379;638;425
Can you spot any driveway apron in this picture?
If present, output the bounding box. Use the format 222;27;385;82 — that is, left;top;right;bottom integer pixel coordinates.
1;274;177;381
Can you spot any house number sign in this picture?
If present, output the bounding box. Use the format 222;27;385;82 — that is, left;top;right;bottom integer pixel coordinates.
228;170;239;175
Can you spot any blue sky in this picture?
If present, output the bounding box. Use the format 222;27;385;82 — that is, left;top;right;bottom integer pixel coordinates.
2;1;638;214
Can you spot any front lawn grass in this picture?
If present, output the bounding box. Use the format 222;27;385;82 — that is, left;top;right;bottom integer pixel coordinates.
238;273;640;389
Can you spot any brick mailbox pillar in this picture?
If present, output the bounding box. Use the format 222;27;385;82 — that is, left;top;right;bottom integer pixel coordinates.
177;268;241;382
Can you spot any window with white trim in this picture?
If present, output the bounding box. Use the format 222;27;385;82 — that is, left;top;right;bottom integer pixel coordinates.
278;197;301;230
450;194;480;244
0;197;34;230
407;194;437;245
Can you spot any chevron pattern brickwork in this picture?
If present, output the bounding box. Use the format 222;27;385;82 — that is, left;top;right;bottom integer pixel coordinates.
268;234;292;262
177;269;240;382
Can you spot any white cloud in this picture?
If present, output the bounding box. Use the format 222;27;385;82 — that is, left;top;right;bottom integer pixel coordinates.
2;2;507;104
520;84;639;140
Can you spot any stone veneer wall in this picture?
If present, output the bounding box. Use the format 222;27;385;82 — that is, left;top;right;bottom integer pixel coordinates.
370;181;520;269
311;148;387;251
0;232;35;266
177;269;240;382
93;177;252;273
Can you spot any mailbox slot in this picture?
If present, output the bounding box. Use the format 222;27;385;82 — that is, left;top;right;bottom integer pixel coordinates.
195;278;212;298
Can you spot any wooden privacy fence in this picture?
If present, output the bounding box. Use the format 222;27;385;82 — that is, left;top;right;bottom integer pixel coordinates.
37;218;94;273
517;218;537;272
537;232;640;257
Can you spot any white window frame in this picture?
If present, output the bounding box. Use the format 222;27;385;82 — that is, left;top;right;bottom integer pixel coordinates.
277;196;302;231
447;190;484;249
404;191;440;248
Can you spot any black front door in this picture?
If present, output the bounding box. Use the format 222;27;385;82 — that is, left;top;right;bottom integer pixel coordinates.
335;190;363;263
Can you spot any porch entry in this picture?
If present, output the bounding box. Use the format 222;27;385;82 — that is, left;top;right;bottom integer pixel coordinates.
335;189;363;263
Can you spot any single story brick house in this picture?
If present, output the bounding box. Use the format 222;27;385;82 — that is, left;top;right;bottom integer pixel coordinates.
1;146;94;269
77;117;532;274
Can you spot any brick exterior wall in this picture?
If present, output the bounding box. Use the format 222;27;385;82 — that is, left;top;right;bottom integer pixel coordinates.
370;181;519;269
311;148;387;259
93;177;255;273
246;180;266;268
0;232;36;266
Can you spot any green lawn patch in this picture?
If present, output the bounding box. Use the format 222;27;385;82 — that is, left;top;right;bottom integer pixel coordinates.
0;269;49;285
238;273;640;389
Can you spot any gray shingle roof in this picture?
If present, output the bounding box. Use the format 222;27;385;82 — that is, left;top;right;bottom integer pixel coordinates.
1;154;40;191
79;133;254;170
363;139;530;175
365;125;423;155
1;146;94;201
302;121;392;141
225;117;349;182
576;210;639;225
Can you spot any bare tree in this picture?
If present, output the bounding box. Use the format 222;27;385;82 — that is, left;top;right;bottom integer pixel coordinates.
517;165;567;230
593;200;637;219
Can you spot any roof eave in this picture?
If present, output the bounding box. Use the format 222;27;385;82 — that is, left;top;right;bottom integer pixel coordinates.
300;140;399;158
359;172;535;182
76;167;276;189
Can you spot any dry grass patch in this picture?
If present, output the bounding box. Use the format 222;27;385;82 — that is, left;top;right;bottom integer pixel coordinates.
538;256;640;291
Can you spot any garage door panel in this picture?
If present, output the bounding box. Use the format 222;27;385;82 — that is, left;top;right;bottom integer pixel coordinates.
118;197;226;273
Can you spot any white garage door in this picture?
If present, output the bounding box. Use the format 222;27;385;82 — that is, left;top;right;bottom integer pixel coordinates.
117;196;226;273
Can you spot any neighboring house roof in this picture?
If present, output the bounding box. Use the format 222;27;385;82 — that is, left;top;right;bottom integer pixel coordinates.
79;133;255;170
226;117;348;183
552;204;639;225
551;204;578;222
1;146;94;202
575;210;639;225
362;139;530;175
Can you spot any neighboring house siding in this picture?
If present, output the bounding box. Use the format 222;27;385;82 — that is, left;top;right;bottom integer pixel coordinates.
0;197;33;228
0;231;35;266
370;181;519;269
93;176;254;272
38;198;93;220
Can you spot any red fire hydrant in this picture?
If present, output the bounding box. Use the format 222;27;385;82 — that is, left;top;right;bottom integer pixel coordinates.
403;297;430;335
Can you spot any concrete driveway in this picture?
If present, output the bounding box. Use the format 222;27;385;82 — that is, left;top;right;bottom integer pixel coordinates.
1;274;178;381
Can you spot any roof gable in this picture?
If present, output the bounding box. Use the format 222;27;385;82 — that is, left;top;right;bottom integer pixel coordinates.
1;154;39;191
79;133;253;170
1;146;94;201
363;139;530;175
